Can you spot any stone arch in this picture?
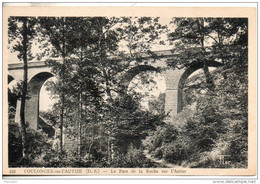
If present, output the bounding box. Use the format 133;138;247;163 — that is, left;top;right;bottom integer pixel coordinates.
25;72;54;130
177;61;222;112
28;72;54;96
120;65;160;92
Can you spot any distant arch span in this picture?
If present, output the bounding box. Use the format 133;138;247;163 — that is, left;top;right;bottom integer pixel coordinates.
177;61;223;112
120;61;222;119
120;65;160;90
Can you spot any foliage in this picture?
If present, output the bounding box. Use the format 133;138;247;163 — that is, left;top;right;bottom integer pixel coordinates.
8;117;55;167
107;93;166;154
143;58;248;168
168;18;247;68
8;17;38;61
168;18;248;91
144;17;248;167
143;18;248;168
35;16;167;164
142;111;192;165
148;93;165;115
8;120;23;167
39;111;60;128
109;144;155;168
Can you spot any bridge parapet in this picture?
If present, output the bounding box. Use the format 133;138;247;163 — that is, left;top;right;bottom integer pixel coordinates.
8;50;177;70
8;61;47;70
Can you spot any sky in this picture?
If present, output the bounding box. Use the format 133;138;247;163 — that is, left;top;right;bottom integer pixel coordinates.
39;78;58;111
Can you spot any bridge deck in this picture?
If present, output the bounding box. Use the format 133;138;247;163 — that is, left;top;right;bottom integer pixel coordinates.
8;50;177;70
8;61;48;70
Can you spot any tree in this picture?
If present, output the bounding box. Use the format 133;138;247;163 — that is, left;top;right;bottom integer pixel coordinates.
168;18;248;91
38;16;167;165
38;17;87;156
108;93;165;154
8;17;37;163
148;93;165;115
68;17;166;162
89;17;167;162
168;18;214;90
121;17;167;62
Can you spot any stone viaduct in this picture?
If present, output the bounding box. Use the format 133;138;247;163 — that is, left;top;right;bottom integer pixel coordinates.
8;50;222;130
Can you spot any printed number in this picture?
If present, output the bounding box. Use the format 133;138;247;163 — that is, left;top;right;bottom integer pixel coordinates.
9;170;16;174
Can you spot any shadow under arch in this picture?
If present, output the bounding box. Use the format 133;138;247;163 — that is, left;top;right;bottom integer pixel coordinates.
8;75;15;84
177;61;223;113
120;65;161;93
28;72;54;96
25;72;54;130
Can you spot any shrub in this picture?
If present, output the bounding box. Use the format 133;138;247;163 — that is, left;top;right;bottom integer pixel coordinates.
8;121;23;167
8;120;56;167
110;144;155;168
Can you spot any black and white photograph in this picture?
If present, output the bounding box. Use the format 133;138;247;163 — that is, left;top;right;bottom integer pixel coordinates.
3;5;256;176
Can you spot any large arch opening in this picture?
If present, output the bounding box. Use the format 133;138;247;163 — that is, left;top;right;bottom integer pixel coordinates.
120;66;166;150
120;65;160;91
39;77;58;113
25;72;54;130
122;65;166;114
177;61;222;112
38;77;58;137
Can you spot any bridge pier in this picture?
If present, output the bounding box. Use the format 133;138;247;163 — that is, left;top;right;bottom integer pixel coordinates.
25;93;40;130
164;68;185;121
164;89;179;119
13;71;53;130
120;65;186;121
15;95;39;130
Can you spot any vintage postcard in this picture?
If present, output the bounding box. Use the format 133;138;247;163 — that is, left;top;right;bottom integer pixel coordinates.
2;4;257;176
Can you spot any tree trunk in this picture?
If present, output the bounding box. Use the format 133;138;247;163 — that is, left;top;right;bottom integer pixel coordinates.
203;60;215;91
59;57;65;157
107;135;111;163
88;137;94;160
60;17;66;158
199;18;215;91
76;118;79;156
20;17;28;163
79;92;82;159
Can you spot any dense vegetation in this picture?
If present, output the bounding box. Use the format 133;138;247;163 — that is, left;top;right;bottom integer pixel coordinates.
8;17;248;168
143;59;248;168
